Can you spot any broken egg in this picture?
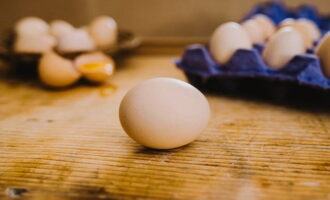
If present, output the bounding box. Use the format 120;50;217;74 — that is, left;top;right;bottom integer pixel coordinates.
74;52;115;83
253;14;276;39
57;29;95;53
210;22;252;63
15;16;49;36
315;32;330;78
14;33;56;53
38;51;81;88
89;16;118;49
119;78;210;149
241;19;265;44
50;20;74;38
262;27;305;69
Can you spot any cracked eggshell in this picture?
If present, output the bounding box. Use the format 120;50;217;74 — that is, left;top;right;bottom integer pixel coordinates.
89;16;118;49
296;18;321;42
74;52;115;83
241;19;266;44
15;16;49;36
38;51;81;88
50;20;74;38
253;14;276;39
57;29;95;53
14;33;56;53
315;32;330;78
210;22;252;64
262;27;306;69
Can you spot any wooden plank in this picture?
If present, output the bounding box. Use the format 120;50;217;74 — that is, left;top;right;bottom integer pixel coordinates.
0;48;329;200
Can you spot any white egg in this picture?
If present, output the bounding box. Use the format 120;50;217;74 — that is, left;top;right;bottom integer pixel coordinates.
278;21;313;48
279;18;296;28
119;78;210;149
210;22;252;63
241;19;266;44
315;32;330;78
296;18;321;42
89;16;118;49
74;52;115;83
57;29;95;53
15;17;49;36
253;14;276;39
262;27;306;69
38;51;81;88
50;20;74;38
14;33;56;53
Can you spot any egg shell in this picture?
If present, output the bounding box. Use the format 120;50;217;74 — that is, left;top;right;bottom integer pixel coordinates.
50;20;74;38
74;52;115;83
38;51;81;88
253;14;276;39
74;51;112;68
296;18;321;41
57;29;95;53
14;33;56;53
262;27;306;69
210;22;252;64
315;32;330;78
89;16;118;49
119;78;210;149
241;19;265;44
278;23;313;48
15;17;49;36
279;18;296;28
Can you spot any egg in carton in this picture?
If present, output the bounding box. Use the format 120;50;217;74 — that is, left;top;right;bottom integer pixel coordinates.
176;1;330;103
0;16;140;80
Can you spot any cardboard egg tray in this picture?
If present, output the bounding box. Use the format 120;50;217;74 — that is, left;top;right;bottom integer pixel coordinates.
175;1;330;100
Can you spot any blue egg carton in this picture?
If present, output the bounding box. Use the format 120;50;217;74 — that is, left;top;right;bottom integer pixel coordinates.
242;1;330;33
175;1;330;96
176;44;330;90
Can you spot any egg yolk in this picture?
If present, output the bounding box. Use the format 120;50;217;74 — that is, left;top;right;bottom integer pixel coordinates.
81;62;107;71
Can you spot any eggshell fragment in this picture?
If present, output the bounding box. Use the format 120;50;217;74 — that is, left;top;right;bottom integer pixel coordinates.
119;78;210;149
14;33;56;53
315;32;330;78
210;22;252;63
74;51;112;67
89;16;118;49
57;29;95;53
241;19;266;44
15;17;49;36
38;51;81;88
74;52;115;83
253;14;276;39
50;20;74;38
296;18;321;41
262;27;305;69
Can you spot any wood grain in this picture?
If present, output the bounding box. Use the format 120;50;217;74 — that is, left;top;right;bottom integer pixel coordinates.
0;47;329;200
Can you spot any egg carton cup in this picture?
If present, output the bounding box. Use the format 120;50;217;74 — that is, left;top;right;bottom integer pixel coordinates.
0;29;141;76
175;45;330;95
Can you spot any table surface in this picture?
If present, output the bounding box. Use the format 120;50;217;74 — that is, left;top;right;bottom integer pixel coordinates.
0;47;329;200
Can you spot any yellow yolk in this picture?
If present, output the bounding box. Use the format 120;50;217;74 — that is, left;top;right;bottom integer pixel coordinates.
80;62;107;71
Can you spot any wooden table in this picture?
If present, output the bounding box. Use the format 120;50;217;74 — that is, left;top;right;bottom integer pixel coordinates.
0;46;329;200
